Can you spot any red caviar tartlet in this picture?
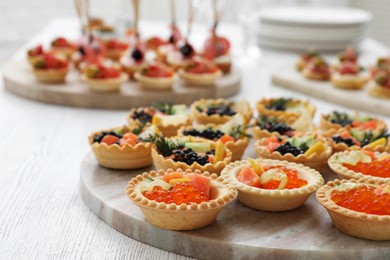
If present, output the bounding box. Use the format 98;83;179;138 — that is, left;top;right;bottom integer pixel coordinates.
221;159;324;211
104;38;129;61
328;150;390;182
126;168;237;230
316;178;390;241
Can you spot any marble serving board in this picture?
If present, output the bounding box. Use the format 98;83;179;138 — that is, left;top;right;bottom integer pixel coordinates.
3;61;240;109
271;66;390;117
80;141;390;260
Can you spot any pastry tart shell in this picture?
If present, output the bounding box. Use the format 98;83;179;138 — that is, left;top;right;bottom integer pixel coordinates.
254;138;332;172
134;72;175;90
221;159;324;211
82;73;128;92
32;67;69;83
50;46;76;59
328;151;390;182
178;69;222;86
330;72;369;90
106;49;127;61
151;143;232;175
256;98;316;122
126;168;237;230
320;113;387;132
191;98;253;125
316;178;390;241
88;129;153;169
302;68;330;81
368;80;390;99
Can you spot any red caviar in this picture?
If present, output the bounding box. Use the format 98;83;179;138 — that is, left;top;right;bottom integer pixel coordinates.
142;182;209;205
261;166;308;189
343;158;390;178
331;185;390;215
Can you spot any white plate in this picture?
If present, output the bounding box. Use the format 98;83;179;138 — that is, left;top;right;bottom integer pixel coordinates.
260;7;372;28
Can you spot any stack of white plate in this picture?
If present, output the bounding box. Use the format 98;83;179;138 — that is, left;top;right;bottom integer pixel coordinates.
257;6;372;51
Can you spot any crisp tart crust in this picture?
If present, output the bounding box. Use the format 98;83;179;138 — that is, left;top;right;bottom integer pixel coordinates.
126;168;237;230
316;178;390;241
221;159;324;211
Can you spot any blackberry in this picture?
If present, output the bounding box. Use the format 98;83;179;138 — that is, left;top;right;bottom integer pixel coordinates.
131;49;143;61
172;148;213;166
274;142;303;156
183;127;224;140
259;121;293;135
131;110;153;123
205;105;236;117
332;136;355;147
179;43;194;58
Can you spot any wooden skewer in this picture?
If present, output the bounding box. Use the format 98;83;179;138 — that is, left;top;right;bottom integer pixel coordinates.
187;0;195;39
170;0;176;26
132;0;140;38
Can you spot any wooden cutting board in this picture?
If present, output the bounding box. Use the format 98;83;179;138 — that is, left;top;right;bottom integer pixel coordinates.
3;61;240;109
271;66;390;116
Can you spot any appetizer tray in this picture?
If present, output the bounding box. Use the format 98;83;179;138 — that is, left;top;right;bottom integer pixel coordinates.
3;61;240;109
271;66;390;117
80;142;390;259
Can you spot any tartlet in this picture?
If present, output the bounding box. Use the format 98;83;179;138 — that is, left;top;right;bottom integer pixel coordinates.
50;37;77;59
104;38;129;61
320;111;387;132
202;33;232;73
27;44;44;64
295;50;319;71
134;63;176;90
127;104;191;137
331;61;369;90
328;150;390;182
256;97;316;122
368;70;390;99
302;57;331;81
88;125;157;169
221;159;324;211
30;53;69;83
82;62;128;92
254;135;332;172
250;115;301;140
126;168;237;230
191;98;253;125
323;128;390;153
178;58;222;86
151;137;232;175
316;178;390;241
120;47;146;80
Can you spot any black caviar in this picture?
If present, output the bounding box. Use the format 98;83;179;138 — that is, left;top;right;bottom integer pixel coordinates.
273;142;303;156
183;127;225;140
172;148;214;166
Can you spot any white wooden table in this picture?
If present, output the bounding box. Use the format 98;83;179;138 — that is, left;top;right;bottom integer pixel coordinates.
1;18;389;259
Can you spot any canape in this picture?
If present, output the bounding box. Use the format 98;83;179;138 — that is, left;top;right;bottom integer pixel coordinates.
166;41;195;70
324;128;390;153
88;124;158;169
191;98;253;125
179;57;222;86
316;178;390;241
328;150;390;182
302;57;331;81
178;114;250;161
202;33;232;73
368;70;390;99
295;50;319;71
50;37;77;59
333;46;358;69
145;36;168;51
82;62;127;92
256;97;316;122
104;38;129;61
120;47;146;80
320;111;387;132
30;52;69;83
221;159;324;211
370;57;390;78
149;136;232;175
254;135;332;172
27;44;45;64
331;61;369;89
127;103;191;137
134;62;176;90
126;168;237;230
